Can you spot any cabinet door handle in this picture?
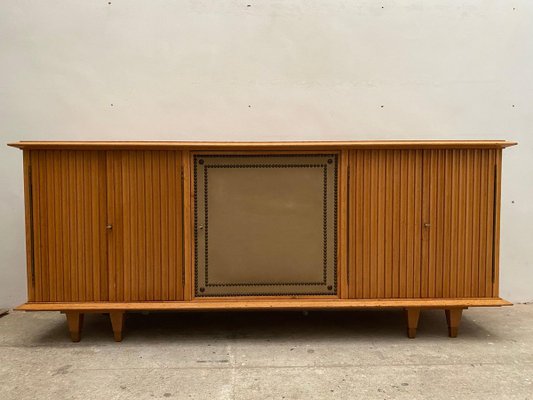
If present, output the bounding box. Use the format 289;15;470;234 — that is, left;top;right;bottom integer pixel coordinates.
423;223;431;228
106;224;113;230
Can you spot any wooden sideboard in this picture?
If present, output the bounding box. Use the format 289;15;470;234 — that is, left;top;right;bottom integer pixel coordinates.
8;140;516;341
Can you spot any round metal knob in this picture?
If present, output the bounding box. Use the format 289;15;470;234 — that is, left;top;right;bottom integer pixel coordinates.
423;223;431;228
106;224;113;230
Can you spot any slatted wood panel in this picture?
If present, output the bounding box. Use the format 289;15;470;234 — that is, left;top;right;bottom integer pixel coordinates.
349;150;423;298
421;149;497;298
28;150;108;302
107;151;183;301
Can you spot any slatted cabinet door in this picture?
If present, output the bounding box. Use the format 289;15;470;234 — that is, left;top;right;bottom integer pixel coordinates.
349;150;424;298
349;149;500;300
106;151;184;301
27;150;108;302
421;149;499;298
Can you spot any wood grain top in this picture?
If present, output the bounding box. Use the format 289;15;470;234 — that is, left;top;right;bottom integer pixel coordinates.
8;140;517;150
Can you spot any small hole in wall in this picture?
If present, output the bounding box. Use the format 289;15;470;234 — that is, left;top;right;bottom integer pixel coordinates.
512;105;515;107
108;2;111;4
248;105;251;108
247;4;251;7
111;104;114;107
512;200;515;204
380;105;384;108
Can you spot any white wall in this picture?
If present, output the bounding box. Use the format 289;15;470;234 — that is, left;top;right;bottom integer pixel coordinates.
0;1;531;307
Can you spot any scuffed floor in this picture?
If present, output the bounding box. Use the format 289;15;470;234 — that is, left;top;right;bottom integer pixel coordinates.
0;304;532;399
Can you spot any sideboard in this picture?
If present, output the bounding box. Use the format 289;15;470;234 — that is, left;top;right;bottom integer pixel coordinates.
8;140;516;341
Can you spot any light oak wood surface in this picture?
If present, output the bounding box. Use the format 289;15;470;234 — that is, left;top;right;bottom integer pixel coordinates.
106;150;183;301
9;140;516;150
16;298;511;311
11;140;516;340
27;150;108;302
349;149;423;298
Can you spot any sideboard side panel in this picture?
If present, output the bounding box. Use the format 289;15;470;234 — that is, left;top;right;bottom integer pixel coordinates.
30;150;108;302
349;150;423;299
23;150;35;301
107;151;183;301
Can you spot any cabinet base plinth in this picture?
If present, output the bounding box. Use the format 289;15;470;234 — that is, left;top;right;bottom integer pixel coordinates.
19;299;510;342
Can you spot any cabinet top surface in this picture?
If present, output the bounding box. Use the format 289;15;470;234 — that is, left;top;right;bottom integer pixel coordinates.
8;140;517;150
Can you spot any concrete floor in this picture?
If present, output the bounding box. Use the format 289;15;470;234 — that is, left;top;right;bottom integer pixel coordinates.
0;305;532;400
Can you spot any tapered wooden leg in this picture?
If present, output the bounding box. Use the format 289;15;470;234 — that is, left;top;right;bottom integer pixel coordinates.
66;312;84;342
406;308;421;339
445;309;463;338
110;311;125;342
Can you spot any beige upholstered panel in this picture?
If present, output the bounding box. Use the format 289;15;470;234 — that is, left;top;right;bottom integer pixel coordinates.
194;154;338;296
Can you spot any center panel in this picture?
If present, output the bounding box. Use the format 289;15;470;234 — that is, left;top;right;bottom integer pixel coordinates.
194;154;338;297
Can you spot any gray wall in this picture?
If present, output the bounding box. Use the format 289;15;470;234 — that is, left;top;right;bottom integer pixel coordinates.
0;1;531;307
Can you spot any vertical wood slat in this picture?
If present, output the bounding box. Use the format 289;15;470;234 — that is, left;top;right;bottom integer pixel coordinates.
130;151;138;301
29;150;107;302
456;152;465;297
471;151;481;296
136;152;146;301
384;151;393;298
463;150;473;297
67;152;78;301
369;151;378;298
152;152;162;300
338;150;349;298
492;150;502;297
348;150;423;298
32;151;43;301
362;151;371;298
398;151;408;297
53;153;63;301
420;151;431;298
59;152;70;301
485;150;496;297
478;151;488;297
182;151;193;301
160;152;169;300
145;152;154;300
46;151;56;301
391;152;401;298
76;153;85;300
377;151;385;298
107;150;183;302
167;152;179;300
